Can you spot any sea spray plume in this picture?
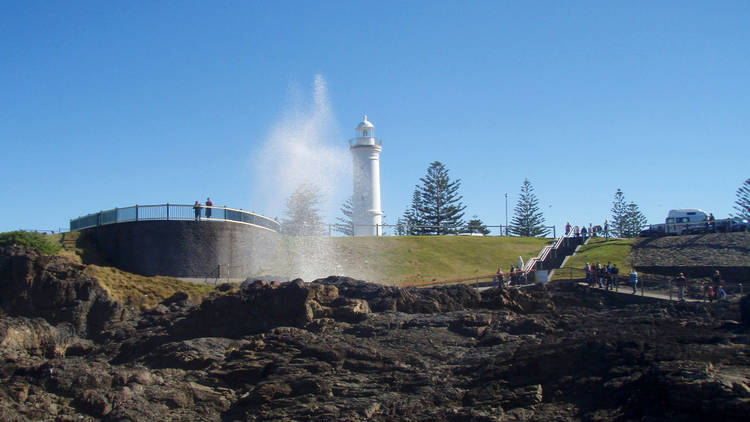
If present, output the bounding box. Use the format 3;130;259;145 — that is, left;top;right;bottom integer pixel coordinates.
254;74;349;216
251;74;350;282
282;183;325;236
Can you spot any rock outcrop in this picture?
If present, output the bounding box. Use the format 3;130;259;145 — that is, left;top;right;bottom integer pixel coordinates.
0;247;129;340
1;247;748;421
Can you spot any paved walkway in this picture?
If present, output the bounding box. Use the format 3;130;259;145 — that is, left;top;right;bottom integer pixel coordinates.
573;282;703;302
476;280;705;303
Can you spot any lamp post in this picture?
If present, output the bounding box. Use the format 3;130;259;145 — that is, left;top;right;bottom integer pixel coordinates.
504;193;508;236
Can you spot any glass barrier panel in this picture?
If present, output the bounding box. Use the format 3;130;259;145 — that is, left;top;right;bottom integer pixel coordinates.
100;210;117;225
117;207;137;222
69;204;280;232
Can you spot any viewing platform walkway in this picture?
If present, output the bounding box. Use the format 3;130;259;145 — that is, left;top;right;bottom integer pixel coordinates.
69;203;280;232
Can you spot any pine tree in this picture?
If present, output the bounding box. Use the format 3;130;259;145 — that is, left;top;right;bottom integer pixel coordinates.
333;197;354;236
395;217;407;235
510;179;549;237
281;183;325;236
610;188;628;237
465;216;490;235
417;161;466;235
623;202;647;237
734;178;750;219
402;187;426;235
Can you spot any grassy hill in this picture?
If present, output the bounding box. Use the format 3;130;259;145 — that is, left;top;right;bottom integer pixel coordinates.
557;238;637;279
557;232;750;282
264;235;551;286
37;231;550;290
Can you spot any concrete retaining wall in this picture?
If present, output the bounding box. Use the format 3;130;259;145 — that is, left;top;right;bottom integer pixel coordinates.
80;220;280;278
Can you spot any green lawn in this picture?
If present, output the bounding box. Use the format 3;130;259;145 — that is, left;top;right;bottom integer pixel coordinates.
42;230;550;288
558;238;637;279
266;235;551;286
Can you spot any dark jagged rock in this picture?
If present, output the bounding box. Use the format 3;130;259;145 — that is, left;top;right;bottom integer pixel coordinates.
0;246;130;340
740;294;750;326
1;247;749;421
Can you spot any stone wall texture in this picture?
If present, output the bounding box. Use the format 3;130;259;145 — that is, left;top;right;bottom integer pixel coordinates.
80;220;280;278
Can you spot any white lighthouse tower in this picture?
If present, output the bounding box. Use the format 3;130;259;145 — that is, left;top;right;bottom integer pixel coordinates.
349;115;383;236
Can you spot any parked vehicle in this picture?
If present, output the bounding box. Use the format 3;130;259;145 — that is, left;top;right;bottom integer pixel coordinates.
640;209;748;237
639;224;665;237
665;209;709;235
714;217;750;233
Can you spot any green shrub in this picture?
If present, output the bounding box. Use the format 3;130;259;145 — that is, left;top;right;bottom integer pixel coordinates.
0;230;62;255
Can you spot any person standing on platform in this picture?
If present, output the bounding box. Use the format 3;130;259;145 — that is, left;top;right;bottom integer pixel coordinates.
675;272;687;301
205;197;213;219
495;266;504;288
712;270;721;294
605;262;614;290
604;220;609;240
193;201;202;221
629;269;638;294
596;263;605;288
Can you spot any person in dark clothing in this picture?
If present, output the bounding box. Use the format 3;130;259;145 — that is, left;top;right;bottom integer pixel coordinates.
205;197;213;218
611;264;619;289
712;270;721;283
596;263;605;288
193;201;202;221
495;266;504;287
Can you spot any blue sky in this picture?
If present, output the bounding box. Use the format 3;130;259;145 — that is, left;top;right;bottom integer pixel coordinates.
1;1;748;234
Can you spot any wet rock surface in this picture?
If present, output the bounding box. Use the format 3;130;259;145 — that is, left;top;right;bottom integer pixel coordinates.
1;247;750;421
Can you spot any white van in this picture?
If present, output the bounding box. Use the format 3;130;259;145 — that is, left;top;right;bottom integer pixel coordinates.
665;209;709;235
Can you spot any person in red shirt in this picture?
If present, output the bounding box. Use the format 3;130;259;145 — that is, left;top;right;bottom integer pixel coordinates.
205;197;213;219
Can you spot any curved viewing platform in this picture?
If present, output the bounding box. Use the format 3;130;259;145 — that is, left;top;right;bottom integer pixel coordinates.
70;204;280;232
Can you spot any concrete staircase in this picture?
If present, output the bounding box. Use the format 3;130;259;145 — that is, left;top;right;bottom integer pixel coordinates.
524;233;585;277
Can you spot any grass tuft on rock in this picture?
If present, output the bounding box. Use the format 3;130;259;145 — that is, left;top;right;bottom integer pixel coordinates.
0;230;62;255
83;265;233;310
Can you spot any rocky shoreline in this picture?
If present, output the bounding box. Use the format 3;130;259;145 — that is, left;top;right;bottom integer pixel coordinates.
2;246;750;421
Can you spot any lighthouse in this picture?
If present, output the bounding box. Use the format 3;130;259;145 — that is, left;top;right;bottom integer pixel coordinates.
349;115;383;236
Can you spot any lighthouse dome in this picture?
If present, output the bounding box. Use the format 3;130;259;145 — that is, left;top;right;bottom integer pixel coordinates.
356;115;374;130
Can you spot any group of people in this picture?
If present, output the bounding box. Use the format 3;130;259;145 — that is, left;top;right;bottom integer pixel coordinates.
565;220;610;241
494;265;527;287
674;270;729;302
584;262;636;292
699;270;728;303
193;197;213;220
583;262;641;294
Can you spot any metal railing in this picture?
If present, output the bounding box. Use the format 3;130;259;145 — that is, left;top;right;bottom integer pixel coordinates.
405;269;535;289
348;138;383;147
329;223;557;237
70;204;281;232
524;229;577;273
